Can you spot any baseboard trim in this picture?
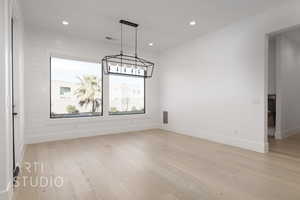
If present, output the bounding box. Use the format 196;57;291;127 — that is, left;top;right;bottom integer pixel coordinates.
162;127;267;153
282;127;300;139
275;130;282;140
25;123;161;144
0;182;13;200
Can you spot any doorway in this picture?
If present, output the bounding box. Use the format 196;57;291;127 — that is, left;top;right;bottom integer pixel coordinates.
267;37;277;140
267;26;300;157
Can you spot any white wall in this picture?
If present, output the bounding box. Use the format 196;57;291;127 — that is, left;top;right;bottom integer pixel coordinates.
268;38;276;94
159;1;300;153
275;36;300;138
24;26;160;144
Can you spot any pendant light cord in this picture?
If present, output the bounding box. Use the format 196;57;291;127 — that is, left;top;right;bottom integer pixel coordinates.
120;23;123;55
120;21;138;57
135;27;138;58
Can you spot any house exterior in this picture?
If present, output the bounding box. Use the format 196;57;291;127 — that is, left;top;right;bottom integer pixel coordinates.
109;79;144;113
51;80;96;115
51;79;144;115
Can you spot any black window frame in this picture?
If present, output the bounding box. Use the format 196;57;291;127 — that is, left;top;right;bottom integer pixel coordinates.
50;56;104;119
108;74;146;116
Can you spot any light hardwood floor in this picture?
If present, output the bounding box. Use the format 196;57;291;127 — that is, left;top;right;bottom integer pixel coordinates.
14;129;300;200
269;133;300;158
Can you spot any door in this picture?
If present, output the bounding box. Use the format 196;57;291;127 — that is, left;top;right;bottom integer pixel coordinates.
11;18;19;180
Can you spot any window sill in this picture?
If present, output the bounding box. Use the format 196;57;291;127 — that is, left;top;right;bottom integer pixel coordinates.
109;111;145;116
50;113;102;119
47;113;149;123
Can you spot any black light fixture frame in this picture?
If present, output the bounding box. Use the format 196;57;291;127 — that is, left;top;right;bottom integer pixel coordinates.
102;20;154;78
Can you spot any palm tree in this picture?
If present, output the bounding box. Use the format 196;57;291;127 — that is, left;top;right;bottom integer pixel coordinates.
75;75;101;113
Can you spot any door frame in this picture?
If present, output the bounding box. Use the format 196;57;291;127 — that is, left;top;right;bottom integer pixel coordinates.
11;17;19;180
265;24;300;149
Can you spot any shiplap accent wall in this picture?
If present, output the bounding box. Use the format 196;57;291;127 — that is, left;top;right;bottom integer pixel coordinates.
24;26;161;144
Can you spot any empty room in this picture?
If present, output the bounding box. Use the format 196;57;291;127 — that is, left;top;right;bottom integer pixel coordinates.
1;0;300;199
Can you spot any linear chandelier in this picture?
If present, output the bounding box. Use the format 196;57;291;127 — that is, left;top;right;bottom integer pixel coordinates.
102;20;154;78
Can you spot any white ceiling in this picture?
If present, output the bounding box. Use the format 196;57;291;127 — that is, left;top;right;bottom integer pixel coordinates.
284;28;300;44
21;0;292;53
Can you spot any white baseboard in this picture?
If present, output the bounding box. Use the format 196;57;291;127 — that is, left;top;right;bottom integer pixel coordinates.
162;127;268;153
0;182;13;200
25;123;161;144
275;130;282;140
281;127;300;139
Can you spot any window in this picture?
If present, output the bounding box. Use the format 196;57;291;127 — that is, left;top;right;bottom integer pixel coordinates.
50;56;102;118
60;87;71;96
109;75;145;115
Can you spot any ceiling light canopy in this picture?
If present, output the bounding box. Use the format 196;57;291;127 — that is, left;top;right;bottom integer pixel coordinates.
102;20;154;78
149;42;154;46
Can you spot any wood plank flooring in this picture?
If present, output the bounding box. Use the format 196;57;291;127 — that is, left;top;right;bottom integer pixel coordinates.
269;133;300;158
14;129;300;200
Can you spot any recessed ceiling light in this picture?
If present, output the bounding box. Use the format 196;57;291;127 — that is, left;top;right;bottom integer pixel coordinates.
148;42;154;46
62;20;69;26
189;20;196;26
